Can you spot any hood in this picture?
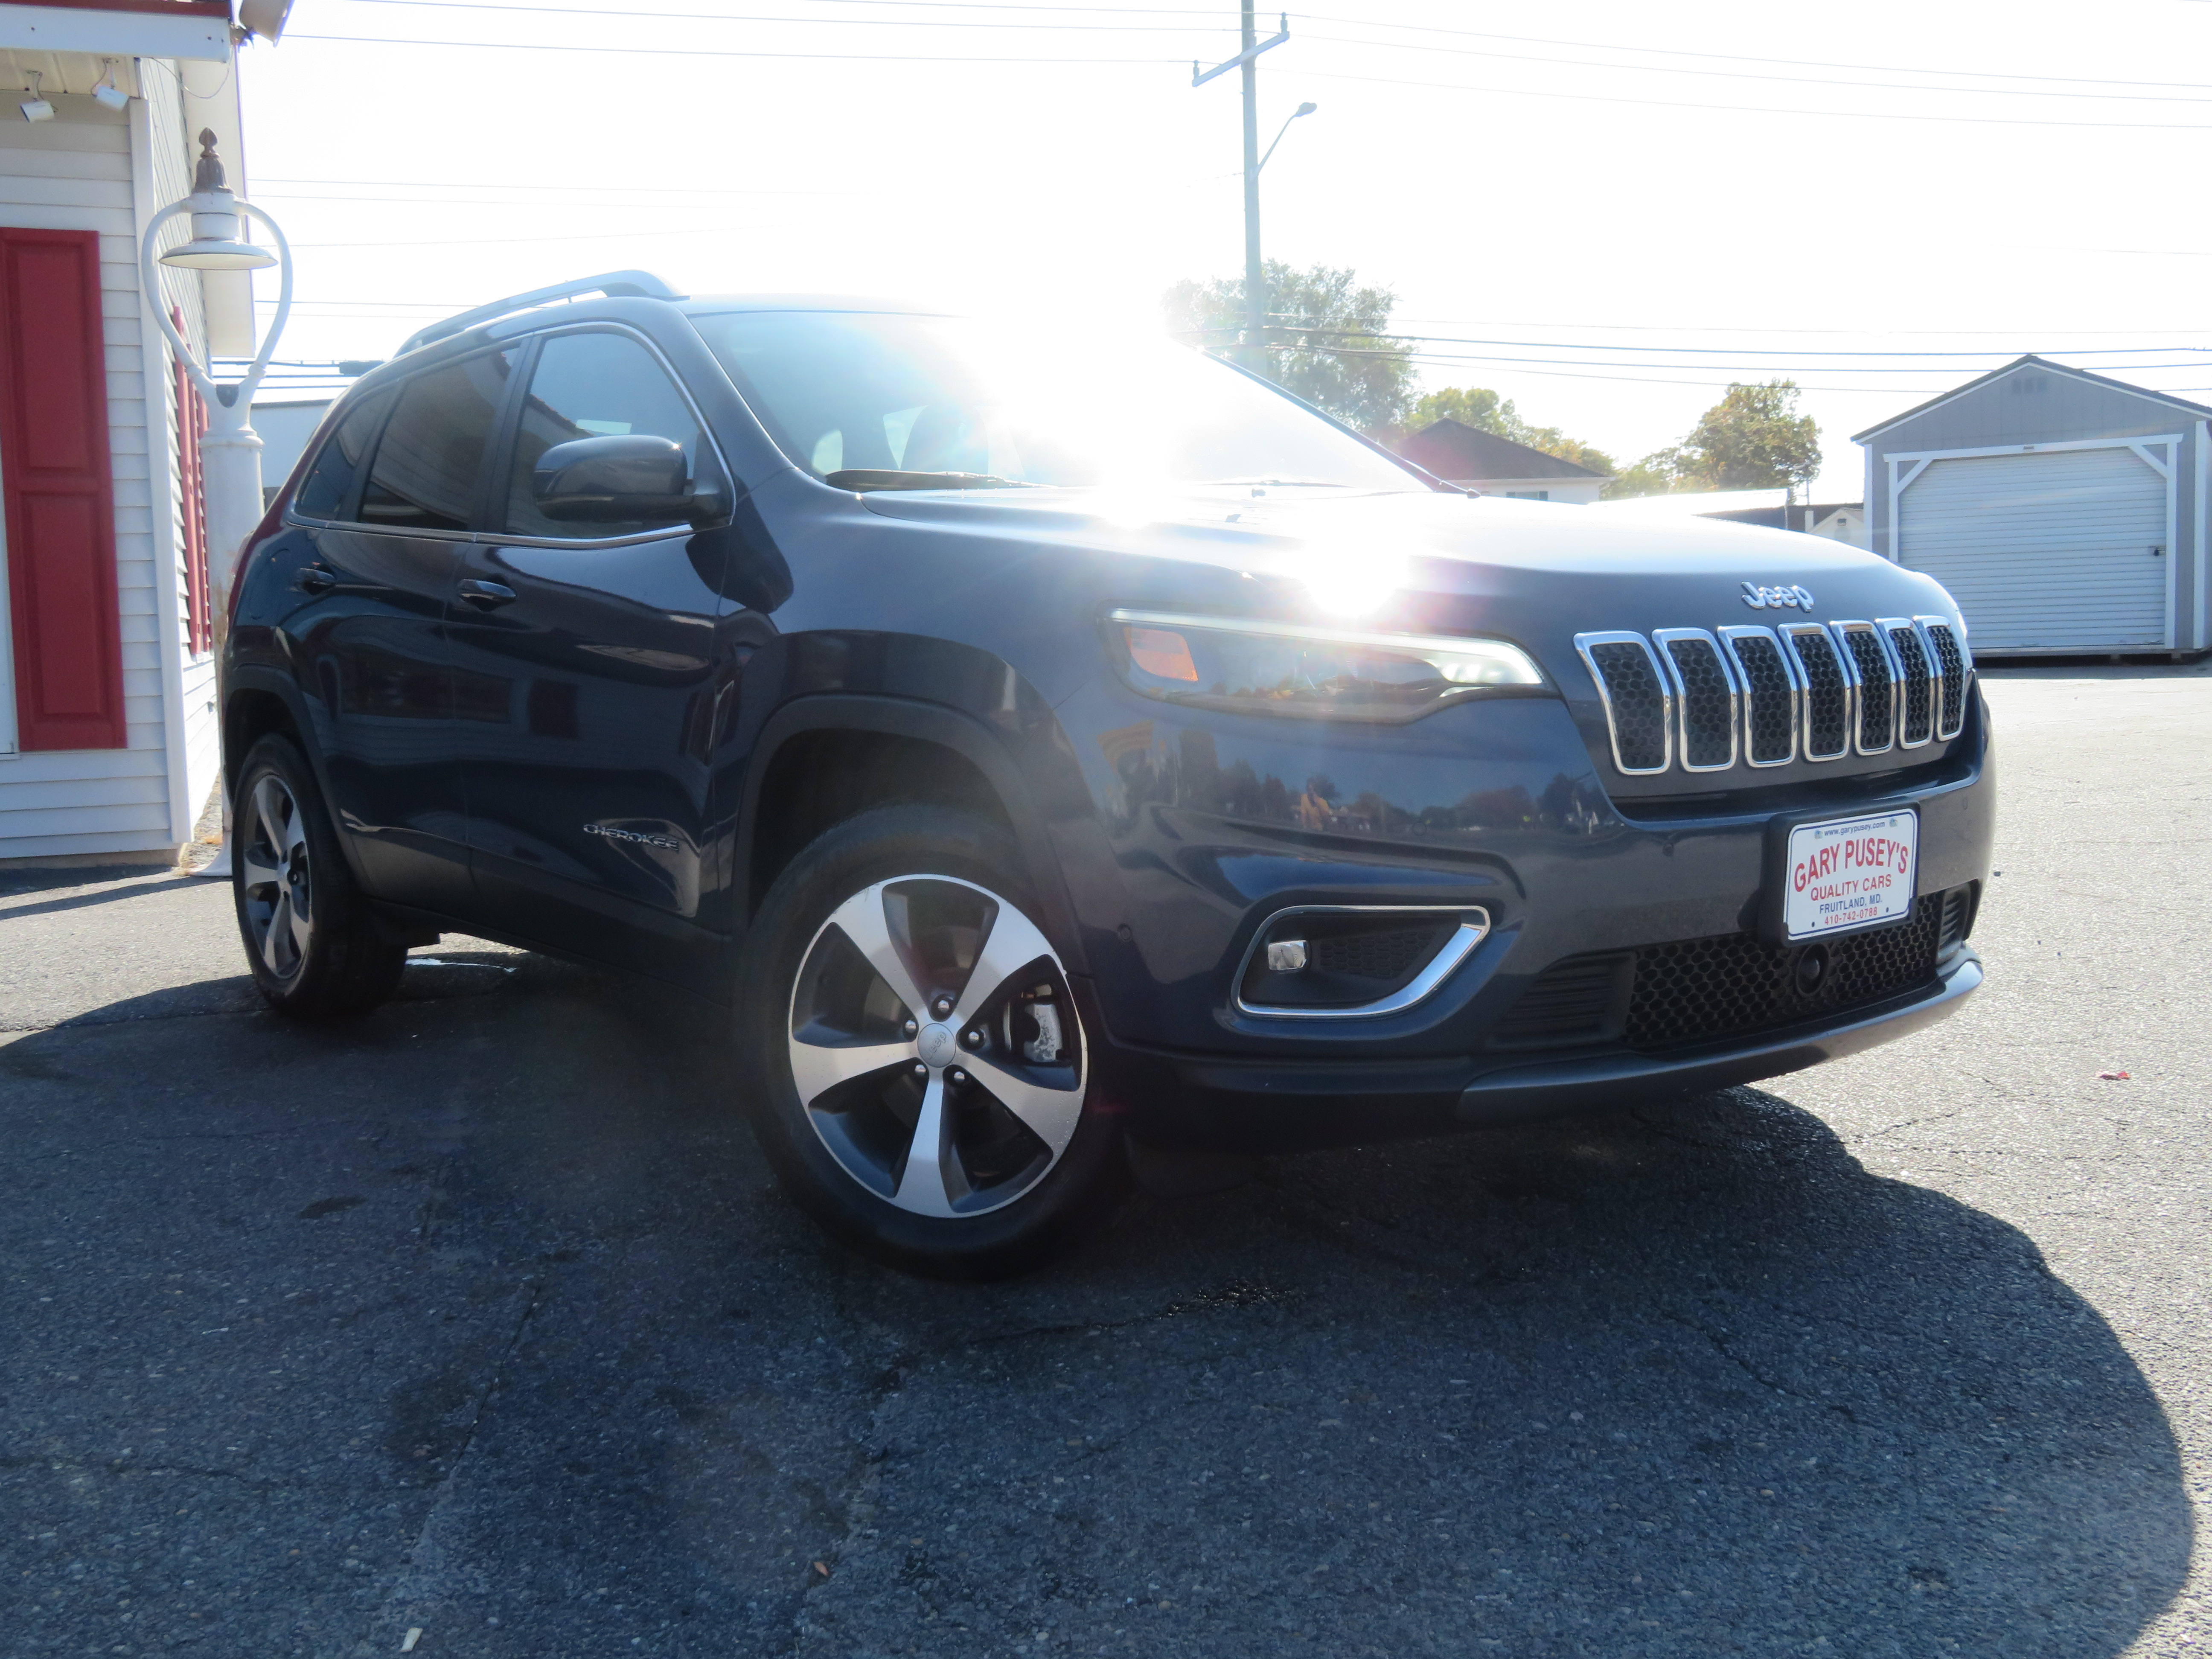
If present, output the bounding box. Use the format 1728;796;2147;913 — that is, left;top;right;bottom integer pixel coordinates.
859;484;1950;623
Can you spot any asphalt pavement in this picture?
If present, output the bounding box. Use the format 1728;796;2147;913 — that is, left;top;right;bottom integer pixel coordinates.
3;663;2207;1659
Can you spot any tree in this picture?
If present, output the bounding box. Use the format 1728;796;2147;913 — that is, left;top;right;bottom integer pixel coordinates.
1163;261;1415;433
1604;380;1822;499
1399;385;1618;482
1671;380;1821;492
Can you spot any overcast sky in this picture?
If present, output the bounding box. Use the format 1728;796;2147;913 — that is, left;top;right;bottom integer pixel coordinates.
232;0;2212;497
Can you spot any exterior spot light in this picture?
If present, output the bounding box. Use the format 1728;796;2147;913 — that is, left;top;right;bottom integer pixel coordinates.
159;131;279;271
92;62;130;112
20;73;53;123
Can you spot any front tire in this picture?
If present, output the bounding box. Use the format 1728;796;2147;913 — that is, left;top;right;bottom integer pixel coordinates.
231;734;406;1017
737;805;1126;1278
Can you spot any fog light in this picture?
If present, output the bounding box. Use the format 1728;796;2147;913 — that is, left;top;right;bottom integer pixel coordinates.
1265;939;1309;973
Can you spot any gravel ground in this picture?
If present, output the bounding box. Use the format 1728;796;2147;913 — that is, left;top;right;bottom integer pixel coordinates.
1;664;2205;1659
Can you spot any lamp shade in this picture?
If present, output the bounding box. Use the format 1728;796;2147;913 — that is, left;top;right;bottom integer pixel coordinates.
159;187;278;271
160;238;278;271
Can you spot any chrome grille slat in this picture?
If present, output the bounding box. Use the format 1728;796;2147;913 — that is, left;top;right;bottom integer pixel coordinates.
1779;623;1852;762
1717;626;1799;767
1916;615;1971;739
1574;632;1672;774
1653;629;1739;772
1834;621;1898;755
1881;617;1934;747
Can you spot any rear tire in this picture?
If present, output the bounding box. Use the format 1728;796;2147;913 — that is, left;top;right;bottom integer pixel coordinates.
736;804;1126;1278
231;734;406;1017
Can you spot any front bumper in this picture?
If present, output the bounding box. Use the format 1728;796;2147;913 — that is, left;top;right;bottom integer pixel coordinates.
1099;949;1982;1153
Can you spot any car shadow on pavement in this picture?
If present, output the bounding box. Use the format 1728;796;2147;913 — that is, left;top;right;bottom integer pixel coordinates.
805;1086;2193;1658
0;960;2189;1659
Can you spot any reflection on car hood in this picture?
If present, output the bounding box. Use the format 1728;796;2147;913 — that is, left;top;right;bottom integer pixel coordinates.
856;484;1902;588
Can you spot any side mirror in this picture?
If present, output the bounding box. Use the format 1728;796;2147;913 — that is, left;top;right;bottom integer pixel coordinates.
531;434;725;527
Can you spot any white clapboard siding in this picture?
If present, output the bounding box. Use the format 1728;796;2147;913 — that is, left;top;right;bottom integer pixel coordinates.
1900;446;2169;651
0;86;207;858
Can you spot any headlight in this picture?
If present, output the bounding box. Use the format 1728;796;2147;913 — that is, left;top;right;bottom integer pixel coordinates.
1106;608;1547;724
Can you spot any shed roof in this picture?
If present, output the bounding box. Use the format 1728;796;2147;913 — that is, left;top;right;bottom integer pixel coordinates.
1851;354;2212;444
1396;418;1609;481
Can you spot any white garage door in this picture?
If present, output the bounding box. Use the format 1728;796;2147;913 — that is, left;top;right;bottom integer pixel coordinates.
1899;445;2168;650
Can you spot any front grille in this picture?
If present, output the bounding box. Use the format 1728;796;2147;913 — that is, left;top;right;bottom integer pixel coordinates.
1496;893;1957;1054
1720;627;1796;766
1885;620;1934;746
1780;624;1851;762
1314;926;1437;983
1836;623;1897;754
1578;617;1967;779
1656;630;1738;771
1920;618;1970;739
1575;634;1671;773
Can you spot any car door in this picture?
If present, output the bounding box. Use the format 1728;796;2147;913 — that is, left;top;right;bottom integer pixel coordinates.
448;326;736;973
285;350;517;914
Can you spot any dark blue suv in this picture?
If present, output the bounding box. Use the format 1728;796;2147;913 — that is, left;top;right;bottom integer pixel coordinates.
221;271;1992;1275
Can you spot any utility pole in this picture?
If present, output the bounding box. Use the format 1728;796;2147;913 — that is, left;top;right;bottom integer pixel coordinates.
1194;8;1288;372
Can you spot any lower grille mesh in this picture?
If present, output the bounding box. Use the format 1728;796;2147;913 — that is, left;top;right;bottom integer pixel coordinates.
1498;894;1953;1054
1313;926;1438;983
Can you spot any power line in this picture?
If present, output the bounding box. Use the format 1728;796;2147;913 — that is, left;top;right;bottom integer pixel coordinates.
1293;28;2212;106
331;0;1229;29
1295;10;2212;94
323;0;2212;102
1289;64;2212;133
279;28;2212;131
284;30;1180;62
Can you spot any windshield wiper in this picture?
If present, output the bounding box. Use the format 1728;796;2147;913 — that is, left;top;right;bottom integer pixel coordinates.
826;469;1038;492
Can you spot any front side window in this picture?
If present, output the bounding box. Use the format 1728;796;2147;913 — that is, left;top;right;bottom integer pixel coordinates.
689;310;1423;495
502;331;705;539
293;388;393;521
358;350;517;533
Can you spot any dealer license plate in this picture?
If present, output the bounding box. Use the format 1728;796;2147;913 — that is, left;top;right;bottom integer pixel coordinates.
1783;809;1918;942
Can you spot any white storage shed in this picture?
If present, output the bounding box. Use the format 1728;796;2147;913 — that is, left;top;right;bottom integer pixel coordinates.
1854;356;2210;657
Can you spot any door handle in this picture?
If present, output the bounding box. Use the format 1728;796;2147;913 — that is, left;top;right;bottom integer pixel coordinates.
298;565;336;594
457;579;518;609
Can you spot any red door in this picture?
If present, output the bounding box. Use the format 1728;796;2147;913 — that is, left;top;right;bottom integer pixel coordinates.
0;227;125;751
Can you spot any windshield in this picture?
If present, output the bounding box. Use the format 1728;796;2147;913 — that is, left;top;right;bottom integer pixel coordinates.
689;310;1426;494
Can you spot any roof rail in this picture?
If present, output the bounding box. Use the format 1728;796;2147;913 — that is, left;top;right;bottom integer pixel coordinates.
394;270;687;358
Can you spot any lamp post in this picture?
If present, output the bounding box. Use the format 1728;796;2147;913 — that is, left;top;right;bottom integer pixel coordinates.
1258;101;1316;175
141;131;294;878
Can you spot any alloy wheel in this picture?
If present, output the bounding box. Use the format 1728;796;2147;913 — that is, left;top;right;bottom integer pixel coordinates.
239;774;314;982
787;875;1086;1217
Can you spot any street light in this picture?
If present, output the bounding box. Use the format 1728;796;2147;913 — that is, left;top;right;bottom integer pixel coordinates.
1258;101;1316;173
141;130;294;878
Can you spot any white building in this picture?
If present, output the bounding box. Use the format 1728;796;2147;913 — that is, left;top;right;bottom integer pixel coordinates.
0;1;277;864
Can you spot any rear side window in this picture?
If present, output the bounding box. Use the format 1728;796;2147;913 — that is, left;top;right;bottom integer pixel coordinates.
501;331;705;539
358;350;518;533
292;389;391;520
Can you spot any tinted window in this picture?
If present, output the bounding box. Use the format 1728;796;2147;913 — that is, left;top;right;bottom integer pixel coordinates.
358;350;517;533
292;389;392;520
503;332;705;539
